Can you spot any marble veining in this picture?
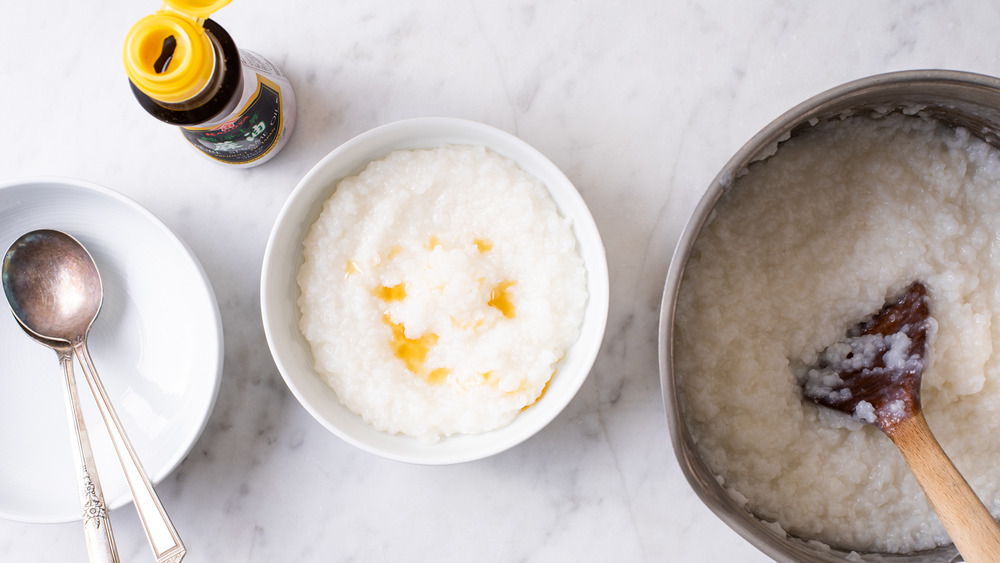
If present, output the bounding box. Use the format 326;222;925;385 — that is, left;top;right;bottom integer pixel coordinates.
2;0;999;561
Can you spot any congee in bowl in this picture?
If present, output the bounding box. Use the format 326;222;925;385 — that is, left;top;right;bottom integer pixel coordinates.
298;144;587;443
661;71;1000;561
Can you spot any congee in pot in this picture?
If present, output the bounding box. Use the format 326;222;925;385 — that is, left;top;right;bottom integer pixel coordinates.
674;112;1000;553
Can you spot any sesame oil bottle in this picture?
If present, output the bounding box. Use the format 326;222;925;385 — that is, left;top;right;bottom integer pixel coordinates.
123;0;296;167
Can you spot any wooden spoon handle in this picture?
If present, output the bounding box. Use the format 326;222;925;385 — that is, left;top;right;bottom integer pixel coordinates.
888;412;1000;563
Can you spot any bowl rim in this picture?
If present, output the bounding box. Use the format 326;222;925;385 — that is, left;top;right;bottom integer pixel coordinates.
657;69;1000;562
261;116;609;464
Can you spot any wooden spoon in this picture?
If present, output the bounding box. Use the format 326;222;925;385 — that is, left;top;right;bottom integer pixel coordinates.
801;282;1000;562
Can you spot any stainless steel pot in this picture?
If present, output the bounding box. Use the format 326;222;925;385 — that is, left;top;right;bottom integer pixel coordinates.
658;70;1000;563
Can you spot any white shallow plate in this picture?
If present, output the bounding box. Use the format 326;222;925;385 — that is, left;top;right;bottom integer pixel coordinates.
262;117;609;464
0;177;223;523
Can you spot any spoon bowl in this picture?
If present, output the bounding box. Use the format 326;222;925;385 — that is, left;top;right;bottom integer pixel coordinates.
3;229;103;345
801;282;931;432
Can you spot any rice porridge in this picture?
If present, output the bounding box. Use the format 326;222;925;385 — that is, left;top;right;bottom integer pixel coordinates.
675;113;1000;553
297;145;587;443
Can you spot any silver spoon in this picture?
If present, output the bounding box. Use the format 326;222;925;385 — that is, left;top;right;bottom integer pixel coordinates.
2;230;185;563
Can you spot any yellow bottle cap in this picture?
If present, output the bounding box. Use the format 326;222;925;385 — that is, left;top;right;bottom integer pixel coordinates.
123;0;234;104
162;0;234;20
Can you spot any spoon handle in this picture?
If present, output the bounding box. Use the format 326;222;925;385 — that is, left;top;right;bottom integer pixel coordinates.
58;350;120;563
74;344;186;563
887;411;1000;563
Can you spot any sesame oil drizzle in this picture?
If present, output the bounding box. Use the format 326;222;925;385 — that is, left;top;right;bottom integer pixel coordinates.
355;236;542;403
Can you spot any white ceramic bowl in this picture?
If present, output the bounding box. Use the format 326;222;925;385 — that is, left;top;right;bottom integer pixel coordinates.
261;117;609;464
0;177;223;523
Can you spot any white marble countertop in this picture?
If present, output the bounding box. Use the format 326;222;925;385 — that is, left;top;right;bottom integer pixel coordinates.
0;1;996;561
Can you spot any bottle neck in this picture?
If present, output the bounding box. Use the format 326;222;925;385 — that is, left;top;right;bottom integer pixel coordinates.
129;19;243;126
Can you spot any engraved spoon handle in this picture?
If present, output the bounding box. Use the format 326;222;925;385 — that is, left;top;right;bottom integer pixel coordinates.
74;344;186;563
58;348;119;563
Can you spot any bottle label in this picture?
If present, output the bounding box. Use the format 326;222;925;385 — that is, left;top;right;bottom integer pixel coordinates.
180;76;285;165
